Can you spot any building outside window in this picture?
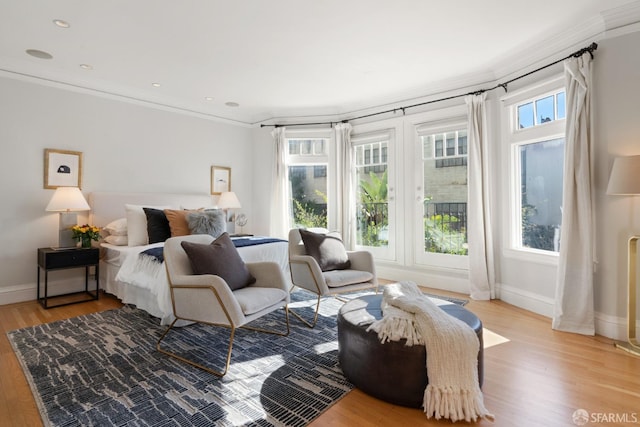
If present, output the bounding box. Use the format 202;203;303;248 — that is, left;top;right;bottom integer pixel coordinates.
287;138;328;229
419;127;468;257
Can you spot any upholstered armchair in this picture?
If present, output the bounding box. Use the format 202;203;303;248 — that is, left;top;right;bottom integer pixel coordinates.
159;234;290;376
288;228;378;327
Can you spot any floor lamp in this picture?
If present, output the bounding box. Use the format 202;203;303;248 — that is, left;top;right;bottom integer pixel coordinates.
606;155;640;356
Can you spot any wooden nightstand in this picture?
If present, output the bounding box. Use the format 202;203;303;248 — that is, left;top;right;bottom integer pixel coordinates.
37;247;100;308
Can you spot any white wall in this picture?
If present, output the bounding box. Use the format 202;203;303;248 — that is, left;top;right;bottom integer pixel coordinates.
0;76;254;303
251;126;277;236
592;28;640;337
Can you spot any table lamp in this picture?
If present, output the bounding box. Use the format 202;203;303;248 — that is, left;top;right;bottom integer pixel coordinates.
217;191;241;234
46;186;91;248
606;155;640;356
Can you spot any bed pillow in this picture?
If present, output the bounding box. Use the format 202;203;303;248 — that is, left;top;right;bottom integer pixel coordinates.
181;233;256;291
186;209;226;238
104;235;128;246
104;218;127;236
125;204;171;246
143;207;171;244
299;228;351;272
164;208;202;237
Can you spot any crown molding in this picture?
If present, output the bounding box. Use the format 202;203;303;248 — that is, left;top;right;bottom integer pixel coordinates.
0;66;255;128
491;15;605;83
602;1;640;32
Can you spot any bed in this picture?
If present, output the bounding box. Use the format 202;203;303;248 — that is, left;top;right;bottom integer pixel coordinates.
89;192;290;325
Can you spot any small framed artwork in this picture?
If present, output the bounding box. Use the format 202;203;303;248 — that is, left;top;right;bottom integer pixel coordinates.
44;149;83;189
211;165;231;195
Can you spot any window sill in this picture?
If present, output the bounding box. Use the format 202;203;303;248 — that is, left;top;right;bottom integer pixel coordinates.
502;247;559;266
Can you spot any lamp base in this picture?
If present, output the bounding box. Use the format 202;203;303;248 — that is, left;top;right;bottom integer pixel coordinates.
615;341;640;357
57;212;78;249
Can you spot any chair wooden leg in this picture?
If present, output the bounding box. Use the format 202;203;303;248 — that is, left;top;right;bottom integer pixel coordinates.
156;318;236;377
289;293;322;328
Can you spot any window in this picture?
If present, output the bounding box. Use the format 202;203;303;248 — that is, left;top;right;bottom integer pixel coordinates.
419;126;468;257
504;79;566;258
353;133;392;250
517;138;564;252
287;138;329;229
517;91;565;129
426;130;468;168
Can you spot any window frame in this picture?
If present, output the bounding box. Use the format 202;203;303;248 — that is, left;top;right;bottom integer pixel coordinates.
502;76;565;265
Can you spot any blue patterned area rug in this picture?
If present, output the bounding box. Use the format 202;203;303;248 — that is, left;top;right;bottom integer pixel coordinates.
7;291;369;427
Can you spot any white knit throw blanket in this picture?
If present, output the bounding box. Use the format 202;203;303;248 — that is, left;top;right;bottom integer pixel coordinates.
367;282;494;422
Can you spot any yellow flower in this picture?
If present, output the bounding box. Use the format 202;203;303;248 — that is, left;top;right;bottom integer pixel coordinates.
71;224;101;243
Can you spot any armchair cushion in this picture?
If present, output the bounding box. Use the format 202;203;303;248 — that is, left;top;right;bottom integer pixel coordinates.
233;287;288;315
299;229;351;272
181;232;256;290
324;269;375;287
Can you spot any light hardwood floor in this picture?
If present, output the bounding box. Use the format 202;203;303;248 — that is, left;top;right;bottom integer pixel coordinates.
1;288;639;427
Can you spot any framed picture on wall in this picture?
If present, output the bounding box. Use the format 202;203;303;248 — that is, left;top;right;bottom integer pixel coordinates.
44;149;83;189
211;165;231;195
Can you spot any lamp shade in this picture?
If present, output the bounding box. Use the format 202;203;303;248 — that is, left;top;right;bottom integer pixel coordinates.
45;186;90;212
607;155;640;196
217;191;241;209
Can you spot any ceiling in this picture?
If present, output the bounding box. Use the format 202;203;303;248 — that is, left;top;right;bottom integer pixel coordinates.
1;1;638;126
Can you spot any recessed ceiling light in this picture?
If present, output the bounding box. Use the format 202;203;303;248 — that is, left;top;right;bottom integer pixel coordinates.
152;82;161;87
205;97;214;101
26;49;53;59
79;64;93;70
53;19;70;28
225;102;240;107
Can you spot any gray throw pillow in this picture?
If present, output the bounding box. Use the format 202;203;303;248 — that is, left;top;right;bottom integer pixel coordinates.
186;209;225;237
299;228;351;272
180;233;256;291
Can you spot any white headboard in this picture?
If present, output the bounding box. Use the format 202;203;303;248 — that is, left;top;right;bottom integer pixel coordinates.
88;192;214;226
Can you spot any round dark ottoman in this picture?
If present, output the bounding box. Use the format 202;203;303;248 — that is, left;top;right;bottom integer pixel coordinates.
337;294;483;408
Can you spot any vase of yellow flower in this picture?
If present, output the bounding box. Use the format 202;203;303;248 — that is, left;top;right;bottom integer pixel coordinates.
72;224;101;248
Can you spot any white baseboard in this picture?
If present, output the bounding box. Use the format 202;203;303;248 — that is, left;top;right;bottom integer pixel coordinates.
0;277;97;306
376;265;470;295
497;282;631;341
595;311;630;342
496;283;555;318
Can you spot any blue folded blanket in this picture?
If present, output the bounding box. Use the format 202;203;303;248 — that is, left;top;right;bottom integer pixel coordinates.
232;237;286;247
139;237;287;264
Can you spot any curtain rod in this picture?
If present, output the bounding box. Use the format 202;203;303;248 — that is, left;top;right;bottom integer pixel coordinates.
260;42;597;129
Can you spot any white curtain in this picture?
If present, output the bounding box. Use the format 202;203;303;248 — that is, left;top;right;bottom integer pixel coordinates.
269;127;291;239
552;53;595;335
335;123;356;249
466;93;495;300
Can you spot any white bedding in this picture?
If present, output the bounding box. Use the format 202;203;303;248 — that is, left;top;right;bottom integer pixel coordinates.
101;238;290;325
